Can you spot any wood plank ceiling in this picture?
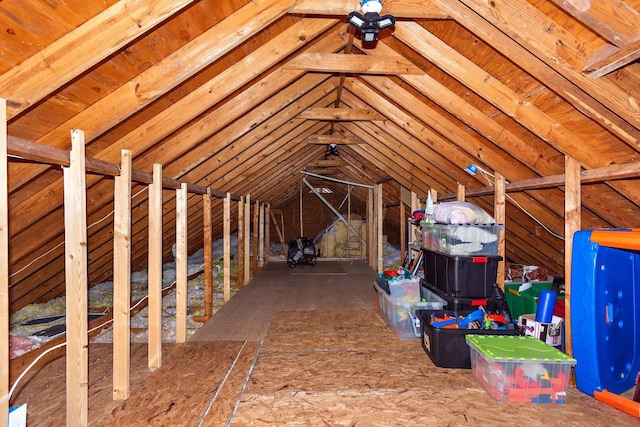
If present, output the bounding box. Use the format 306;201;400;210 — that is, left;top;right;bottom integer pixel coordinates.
1;0;639;312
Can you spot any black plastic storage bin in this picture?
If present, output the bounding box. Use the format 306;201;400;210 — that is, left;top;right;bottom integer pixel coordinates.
416;309;522;369
422;248;502;298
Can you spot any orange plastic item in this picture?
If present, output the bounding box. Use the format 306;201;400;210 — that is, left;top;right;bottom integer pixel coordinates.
594;389;640;418
590;228;640;251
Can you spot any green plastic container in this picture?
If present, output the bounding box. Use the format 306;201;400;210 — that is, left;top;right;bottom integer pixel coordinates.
466;335;576;403
504;282;563;320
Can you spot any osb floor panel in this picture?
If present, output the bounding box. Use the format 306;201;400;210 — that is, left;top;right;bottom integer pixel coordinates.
233;310;636;426
11;261;639;426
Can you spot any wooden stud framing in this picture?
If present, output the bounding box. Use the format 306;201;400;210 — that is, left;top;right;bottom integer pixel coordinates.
244;194;250;285
224;193;231;302
264;204;271;263
410;191;420;213
258;203;265;268
0;98;8;426
270;209;287;256
237;196;245;287
367;188;374;268
148;164;163;370
494;173;506;289
564;156;581;357
456;183;465;201
399;197;406;266
176;183;188;343
376;183;383;272
203;189;213;319
252;202;259;274
113;149;132;400
64;130;89;426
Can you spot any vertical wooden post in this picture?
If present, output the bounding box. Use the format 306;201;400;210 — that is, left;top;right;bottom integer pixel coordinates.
376;183;383;272
410;191;420;213
564;156;581;357
64;130;89;426
244;195;250;284
258;202;265;268
494;173;506;289
113;149;132;400
252;201;259;275
264;204;271;263
237;196;244;287
203;189;213;320
367;188;374;268
400;200;406;265
456;183;465;201
148;164;163;370
223;193;231;302
175;183;188;343
0;98;9;426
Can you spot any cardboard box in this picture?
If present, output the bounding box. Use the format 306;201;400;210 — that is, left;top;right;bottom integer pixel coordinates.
518;313;564;350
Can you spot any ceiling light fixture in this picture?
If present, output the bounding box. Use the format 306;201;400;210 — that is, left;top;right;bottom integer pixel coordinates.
347;0;396;45
325;143;339;157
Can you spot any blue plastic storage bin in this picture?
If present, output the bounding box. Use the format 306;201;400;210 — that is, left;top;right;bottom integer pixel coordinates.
571;229;640;396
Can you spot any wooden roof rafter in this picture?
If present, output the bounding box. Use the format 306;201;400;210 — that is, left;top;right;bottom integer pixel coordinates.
547;0;640;78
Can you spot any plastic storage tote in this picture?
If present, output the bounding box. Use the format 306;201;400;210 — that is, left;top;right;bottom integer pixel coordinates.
422;248;502;298
466;335;576;403
421;223;502;256
416;309;522;368
375;283;447;340
504;281;565;320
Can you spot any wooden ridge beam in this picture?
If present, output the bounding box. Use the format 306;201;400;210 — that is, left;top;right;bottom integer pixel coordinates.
290;0;449;19
285;52;424;74
298;107;385;121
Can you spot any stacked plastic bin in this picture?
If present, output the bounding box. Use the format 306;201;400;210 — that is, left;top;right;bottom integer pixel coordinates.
374;276;447;340
416;222;527;367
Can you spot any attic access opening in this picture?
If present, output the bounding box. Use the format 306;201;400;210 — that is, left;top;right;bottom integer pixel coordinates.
301;172;371;260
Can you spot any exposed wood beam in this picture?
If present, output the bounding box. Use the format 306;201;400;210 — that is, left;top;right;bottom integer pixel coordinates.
8;0;301;192
285;52;424;74
429;0;640;148
302;134;363;144
583;40;640;78
305;159;348;167
305;168;340;175
0;0;196;120
290;0;449;18
440;160;640;199
298;107;385;121
451;0;640;132
548;0;640;46
6;136;213;195
6;20;340;239
394;21;640;207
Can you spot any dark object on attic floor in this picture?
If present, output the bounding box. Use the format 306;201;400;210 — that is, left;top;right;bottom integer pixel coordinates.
32;313;105;338
287;237;318;268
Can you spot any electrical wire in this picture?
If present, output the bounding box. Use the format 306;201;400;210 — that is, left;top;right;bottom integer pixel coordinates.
8;275;184;403
10;187;148;280
477;169;564;241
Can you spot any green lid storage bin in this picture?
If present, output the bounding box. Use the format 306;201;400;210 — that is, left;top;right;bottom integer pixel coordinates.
466;335;576;403
504;281;564;320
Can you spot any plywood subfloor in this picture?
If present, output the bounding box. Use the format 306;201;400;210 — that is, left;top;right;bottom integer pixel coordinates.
10;261;638;426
